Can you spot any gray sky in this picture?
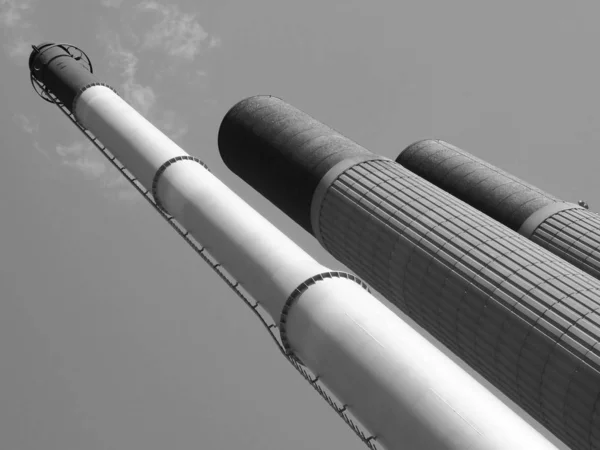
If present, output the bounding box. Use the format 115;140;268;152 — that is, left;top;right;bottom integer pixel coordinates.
0;0;596;448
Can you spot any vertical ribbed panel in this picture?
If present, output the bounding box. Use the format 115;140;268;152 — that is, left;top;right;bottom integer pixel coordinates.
316;159;600;450
396;140;600;284
531;208;600;281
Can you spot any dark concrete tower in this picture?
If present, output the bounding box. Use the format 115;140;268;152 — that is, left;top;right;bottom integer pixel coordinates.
219;95;600;450
396;139;600;281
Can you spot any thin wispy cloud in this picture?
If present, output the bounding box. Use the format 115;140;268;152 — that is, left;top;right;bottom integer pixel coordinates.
13;113;50;159
135;1;214;61
56;141;107;180
14;113;38;135
101;0;125;7
157;109;188;142
0;0;33;28
104;175;139;202
1;0;39;65
208;35;221;49
127;83;156;116
14;112;137;201
55;140;138;202
100;32;157;116
5;36;30;59
98;28;191;142
3;36;33;65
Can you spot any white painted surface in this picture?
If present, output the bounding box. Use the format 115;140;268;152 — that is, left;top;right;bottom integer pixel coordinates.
73;84;559;450
73;85;327;319
287;277;560;450
74;86;188;188
155;160;328;319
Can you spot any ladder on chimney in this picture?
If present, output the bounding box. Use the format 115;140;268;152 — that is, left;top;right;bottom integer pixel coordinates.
32;77;379;450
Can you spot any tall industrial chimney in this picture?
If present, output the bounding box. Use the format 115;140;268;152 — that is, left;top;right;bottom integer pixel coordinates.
396;139;600;281
218;95;600;450
28;43;560;450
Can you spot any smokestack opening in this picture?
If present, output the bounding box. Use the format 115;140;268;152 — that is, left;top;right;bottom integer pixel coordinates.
29;42;57;75
218;96;382;233
28;42;97;111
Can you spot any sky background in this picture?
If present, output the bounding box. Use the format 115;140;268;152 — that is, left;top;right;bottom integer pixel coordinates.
0;0;597;449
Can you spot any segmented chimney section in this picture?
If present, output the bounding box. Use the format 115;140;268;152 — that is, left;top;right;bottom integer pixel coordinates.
397;139;600;281
29;44;559;450
218;95;600;450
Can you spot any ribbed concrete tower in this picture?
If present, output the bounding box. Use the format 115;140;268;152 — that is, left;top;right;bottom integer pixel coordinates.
396;139;600;281
218;95;600;450
28;43;563;450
